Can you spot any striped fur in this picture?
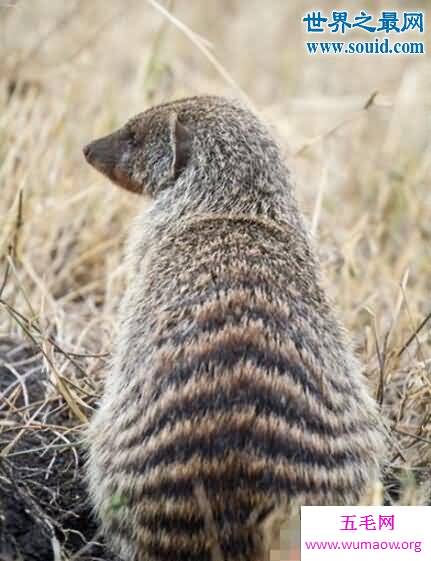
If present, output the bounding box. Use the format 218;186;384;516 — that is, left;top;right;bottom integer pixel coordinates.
85;96;384;561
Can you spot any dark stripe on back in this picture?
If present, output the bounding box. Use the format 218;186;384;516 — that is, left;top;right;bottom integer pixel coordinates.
145;543;210;561
119;422;360;475
153;278;332;383
153;303;288;350
153;340;346;414
139;509;205;534
137;464;365;501
123;381;360;449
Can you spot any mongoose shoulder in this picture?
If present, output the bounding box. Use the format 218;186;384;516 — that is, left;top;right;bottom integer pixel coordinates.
84;95;384;561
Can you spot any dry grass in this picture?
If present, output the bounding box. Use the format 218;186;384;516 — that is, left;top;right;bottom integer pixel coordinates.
0;1;430;559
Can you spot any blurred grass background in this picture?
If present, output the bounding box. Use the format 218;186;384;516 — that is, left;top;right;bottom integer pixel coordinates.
0;0;430;539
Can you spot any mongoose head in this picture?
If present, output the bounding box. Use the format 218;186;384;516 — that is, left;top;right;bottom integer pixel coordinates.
83;96;287;203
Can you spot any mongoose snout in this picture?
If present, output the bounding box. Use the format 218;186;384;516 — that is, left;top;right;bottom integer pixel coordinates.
83;130;141;193
85;95;384;561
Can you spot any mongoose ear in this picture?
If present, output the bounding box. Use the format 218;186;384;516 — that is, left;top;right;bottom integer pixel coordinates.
169;113;192;179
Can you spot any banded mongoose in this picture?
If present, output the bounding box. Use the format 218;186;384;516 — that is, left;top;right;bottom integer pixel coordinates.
83;95;384;561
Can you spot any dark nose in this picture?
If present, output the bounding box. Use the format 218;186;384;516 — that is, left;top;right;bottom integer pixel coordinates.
83;143;92;162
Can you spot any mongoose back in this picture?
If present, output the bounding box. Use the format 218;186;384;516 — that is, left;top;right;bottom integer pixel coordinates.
84;96;383;561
